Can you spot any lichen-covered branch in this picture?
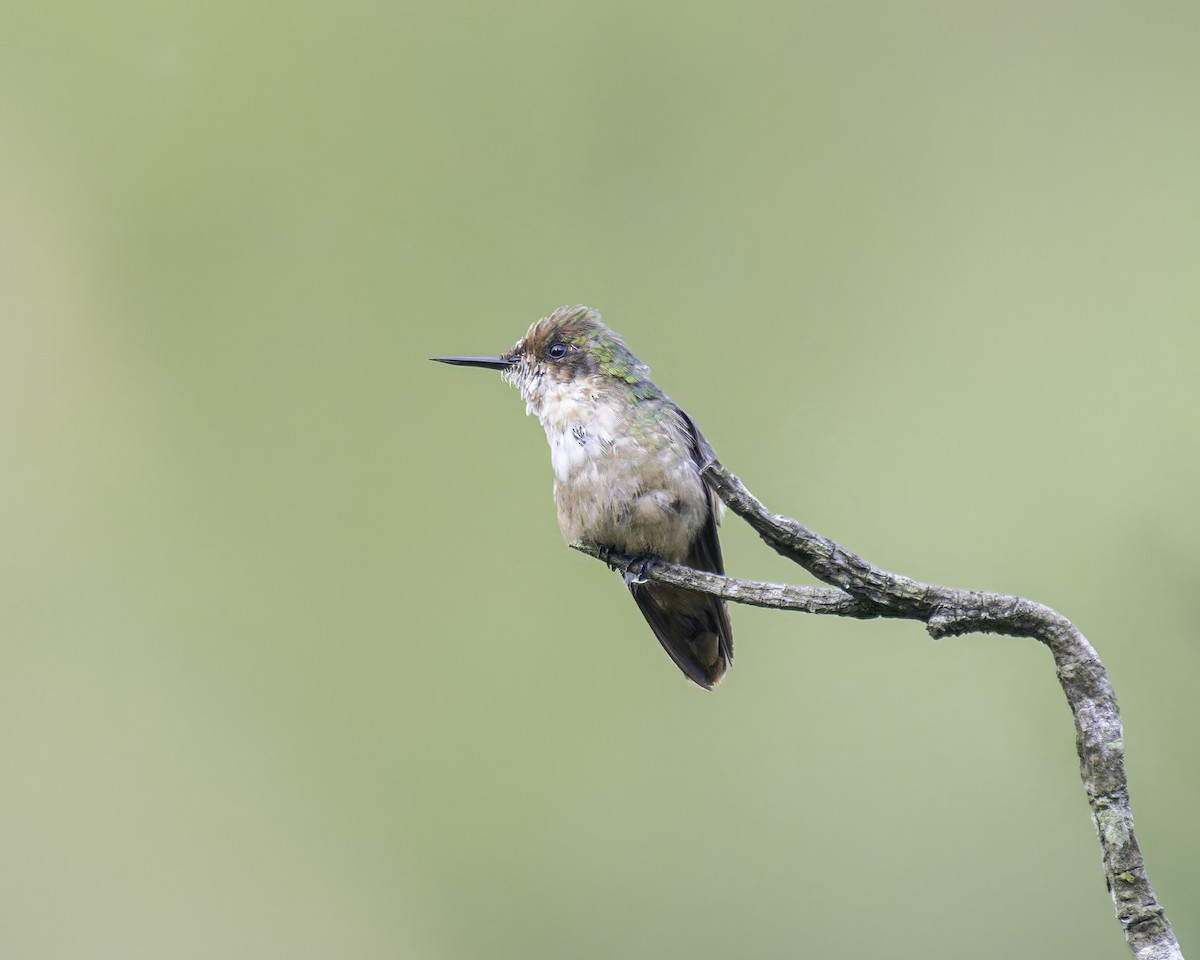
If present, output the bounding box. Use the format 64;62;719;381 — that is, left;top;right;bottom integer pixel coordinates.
573;456;1182;960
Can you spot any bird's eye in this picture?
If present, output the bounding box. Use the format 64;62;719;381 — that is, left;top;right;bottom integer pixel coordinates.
547;343;568;360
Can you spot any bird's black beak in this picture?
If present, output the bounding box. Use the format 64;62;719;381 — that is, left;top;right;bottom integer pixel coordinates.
431;356;514;370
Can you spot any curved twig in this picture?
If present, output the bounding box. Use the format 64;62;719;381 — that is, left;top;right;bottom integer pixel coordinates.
572;455;1182;960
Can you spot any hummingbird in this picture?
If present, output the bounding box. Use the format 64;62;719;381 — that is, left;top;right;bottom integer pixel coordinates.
433;305;733;688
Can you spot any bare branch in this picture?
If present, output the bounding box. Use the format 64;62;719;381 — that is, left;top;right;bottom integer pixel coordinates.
569;542;883;618
575;455;1183;960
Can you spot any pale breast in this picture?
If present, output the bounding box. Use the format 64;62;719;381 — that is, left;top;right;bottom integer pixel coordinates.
537;388;708;561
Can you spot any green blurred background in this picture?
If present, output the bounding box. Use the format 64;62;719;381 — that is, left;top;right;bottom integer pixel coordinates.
2;1;1197;957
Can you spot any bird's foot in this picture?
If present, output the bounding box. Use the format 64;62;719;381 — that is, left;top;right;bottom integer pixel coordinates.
592;543;655;586
596;544;620;572
621;556;657;588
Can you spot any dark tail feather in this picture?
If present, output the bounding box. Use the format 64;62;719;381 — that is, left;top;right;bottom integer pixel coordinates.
630;582;733;689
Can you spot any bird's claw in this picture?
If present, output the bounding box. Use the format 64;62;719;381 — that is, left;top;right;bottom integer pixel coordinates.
596;544;619;572
622;556;657;588
592;543;655;586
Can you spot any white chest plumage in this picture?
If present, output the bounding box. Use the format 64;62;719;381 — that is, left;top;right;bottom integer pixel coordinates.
520;378;709;561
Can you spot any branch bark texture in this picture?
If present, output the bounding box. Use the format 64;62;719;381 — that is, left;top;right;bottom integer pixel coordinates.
573;455;1181;960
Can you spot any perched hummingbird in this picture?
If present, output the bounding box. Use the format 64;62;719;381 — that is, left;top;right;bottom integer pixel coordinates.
433;305;733;688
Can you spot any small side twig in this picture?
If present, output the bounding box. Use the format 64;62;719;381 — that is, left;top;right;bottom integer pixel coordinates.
572;455;1181;960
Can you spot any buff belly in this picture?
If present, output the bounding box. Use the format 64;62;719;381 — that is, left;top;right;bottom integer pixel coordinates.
547;422;707;562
